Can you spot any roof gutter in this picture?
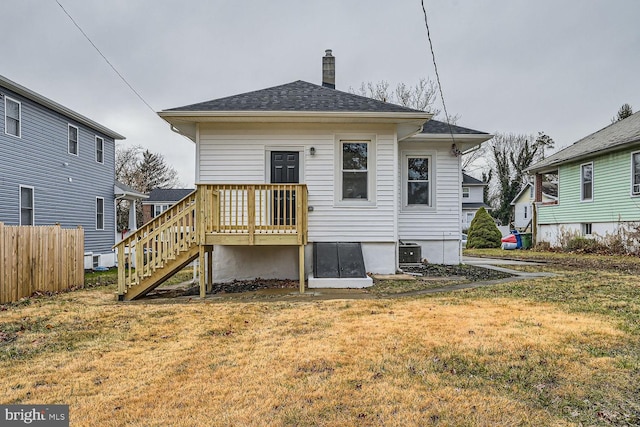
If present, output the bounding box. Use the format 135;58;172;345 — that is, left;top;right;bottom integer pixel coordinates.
158;110;431;123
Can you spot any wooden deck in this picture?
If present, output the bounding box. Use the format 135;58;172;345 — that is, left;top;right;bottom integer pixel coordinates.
114;184;308;300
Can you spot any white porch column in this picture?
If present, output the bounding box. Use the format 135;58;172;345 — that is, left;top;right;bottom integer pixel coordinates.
128;200;137;231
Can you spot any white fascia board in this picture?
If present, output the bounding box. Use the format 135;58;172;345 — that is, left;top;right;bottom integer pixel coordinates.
0;74;125;140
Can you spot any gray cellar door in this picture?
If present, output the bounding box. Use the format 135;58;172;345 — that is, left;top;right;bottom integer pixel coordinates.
313;242;367;278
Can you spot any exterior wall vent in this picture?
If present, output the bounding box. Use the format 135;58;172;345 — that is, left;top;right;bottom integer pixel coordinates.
399;242;421;264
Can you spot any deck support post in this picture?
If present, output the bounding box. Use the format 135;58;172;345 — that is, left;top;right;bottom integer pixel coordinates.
117;246;125;299
199;245;206;299
206;245;213;292
298;244;305;294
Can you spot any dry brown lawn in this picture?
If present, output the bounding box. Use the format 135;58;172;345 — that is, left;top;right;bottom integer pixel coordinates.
1;262;639;426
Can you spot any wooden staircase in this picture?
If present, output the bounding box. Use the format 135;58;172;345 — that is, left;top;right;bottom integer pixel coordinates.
115;190;199;300
115;184;308;301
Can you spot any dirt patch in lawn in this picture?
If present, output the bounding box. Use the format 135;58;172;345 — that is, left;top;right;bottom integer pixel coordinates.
371;264;514;295
146;264;515;299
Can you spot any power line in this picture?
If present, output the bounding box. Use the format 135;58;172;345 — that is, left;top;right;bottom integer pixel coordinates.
54;0;157;114
420;0;457;147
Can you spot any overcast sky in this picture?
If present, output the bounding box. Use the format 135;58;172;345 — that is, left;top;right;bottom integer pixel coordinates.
3;0;639;185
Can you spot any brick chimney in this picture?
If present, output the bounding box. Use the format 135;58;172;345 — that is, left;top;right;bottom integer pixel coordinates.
322;49;335;89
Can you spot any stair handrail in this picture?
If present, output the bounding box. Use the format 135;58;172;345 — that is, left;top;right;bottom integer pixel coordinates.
115;189;198;297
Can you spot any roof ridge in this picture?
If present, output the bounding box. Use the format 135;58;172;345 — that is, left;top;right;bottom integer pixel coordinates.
163;80;428;114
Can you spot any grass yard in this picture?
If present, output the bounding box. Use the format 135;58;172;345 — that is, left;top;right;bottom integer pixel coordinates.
1;255;639;426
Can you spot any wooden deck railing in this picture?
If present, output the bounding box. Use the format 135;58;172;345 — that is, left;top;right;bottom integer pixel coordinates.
198;184;308;244
115;184;308;298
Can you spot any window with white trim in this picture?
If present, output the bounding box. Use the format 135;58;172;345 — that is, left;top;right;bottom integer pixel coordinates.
581;163;593;201
582;223;592;235
462;187;470;198
95;136;104;163
406;156;431;206
96;197;104;230
20;186;34;225
68;125;79;155
632;152;640;195
154;204;170;217
341;141;368;200
5;97;21;137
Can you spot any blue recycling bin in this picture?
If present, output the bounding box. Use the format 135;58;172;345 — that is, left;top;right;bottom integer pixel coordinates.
511;230;522;249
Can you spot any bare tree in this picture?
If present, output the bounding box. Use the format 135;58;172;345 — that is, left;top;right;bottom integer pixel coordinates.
116;145;180;230
351;78;454;119
483;133;553;226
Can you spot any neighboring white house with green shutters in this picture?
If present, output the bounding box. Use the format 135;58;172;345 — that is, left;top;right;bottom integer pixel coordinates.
528;111;640;246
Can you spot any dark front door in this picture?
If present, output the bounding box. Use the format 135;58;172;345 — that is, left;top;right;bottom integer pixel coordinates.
271;152;299;225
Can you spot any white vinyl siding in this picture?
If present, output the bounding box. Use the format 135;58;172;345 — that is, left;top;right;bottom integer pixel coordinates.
68;124;79;155
5;96;21;138
398;141;460;240
19;185;34;225
197;123;395;242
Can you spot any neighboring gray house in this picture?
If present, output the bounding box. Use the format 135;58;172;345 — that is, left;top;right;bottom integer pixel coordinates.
141;188;195;224
461;173;490;230
0;74;125;268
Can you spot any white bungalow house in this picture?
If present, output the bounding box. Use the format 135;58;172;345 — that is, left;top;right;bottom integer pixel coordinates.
114;51;492;300
461;173;490;231
510;182;557;230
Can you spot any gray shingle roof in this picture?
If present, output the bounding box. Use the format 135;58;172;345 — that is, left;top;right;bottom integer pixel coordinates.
421;119;488;135
462;173;487;185
529;111;640;172
145;188;195;203
462;202;491;209
164;80;426;114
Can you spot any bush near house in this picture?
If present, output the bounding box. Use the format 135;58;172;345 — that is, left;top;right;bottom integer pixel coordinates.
466;207;502;249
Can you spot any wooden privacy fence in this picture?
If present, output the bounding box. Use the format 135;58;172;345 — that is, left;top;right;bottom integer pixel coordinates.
0;223;84;303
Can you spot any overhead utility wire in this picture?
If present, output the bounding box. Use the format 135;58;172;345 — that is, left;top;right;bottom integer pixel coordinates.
420;0;457;149
55;0;156;114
